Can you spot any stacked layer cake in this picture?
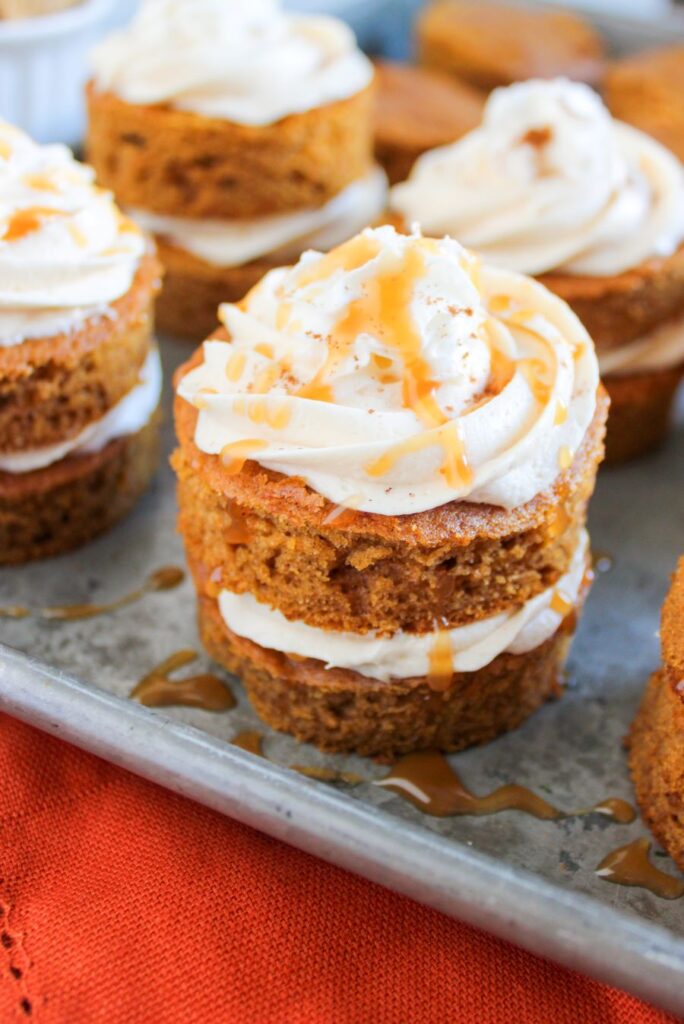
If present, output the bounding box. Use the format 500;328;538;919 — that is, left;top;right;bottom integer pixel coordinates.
0;120;161;563
173;226;607;758
85;0;386;340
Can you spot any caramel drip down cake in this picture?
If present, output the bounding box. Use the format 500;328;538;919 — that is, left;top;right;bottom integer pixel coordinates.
0;121;162;564
86;0;386;341
173;226;607;758
389;79;684;463
629;560;684;871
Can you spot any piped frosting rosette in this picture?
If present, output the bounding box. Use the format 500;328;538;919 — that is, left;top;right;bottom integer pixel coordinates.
390;79;684;278
177;226;599;516
0;120;145;345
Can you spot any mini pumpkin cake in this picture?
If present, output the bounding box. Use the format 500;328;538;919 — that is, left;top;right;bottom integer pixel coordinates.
173;225;606;758
629;559;684;872
605;46;684;167
86;0;385;341
0;120;162;564
416;1;604;94
389;79;684;463
373;60;485;185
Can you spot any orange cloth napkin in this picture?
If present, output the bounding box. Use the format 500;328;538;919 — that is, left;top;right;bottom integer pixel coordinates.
0;711;679;1024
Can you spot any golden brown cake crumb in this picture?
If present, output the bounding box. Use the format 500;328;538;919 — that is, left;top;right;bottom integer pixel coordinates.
416;1;604;94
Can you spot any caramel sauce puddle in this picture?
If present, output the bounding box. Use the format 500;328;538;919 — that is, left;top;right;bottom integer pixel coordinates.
596;838;684;900
374;751;635;823
232;731;265;756
130;650;235;712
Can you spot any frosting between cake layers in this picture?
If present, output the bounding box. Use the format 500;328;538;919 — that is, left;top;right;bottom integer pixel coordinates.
390;79;684;277
0;120;145;346
598;312;684;377
128;167;388;268
217;530;589;681
90;0;373;126
177;226;599;516
0;346;162;473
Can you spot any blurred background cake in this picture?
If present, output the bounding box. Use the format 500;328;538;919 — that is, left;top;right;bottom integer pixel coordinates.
373;60;484;184
86;0;387;340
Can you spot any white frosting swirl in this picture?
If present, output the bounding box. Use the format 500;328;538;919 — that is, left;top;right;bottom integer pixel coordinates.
390;79;684;277
177;226;599;516
91;0;373;126
0;347;161;473
218;530;588;681
0;121;145;346
129;168;387;268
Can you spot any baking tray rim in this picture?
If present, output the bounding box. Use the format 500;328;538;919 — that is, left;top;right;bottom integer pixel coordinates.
1;641;683;1017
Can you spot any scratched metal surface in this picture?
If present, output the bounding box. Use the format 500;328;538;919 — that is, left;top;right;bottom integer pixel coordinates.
1;335;684;1013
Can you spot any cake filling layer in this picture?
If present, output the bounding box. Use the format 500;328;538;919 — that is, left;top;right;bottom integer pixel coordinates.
178;226;598;515
0;346;161;473
217;531;588;682
0;120;145;346
599;311;684;377
390;79;684;277
91;0;373;127
129;168;387;268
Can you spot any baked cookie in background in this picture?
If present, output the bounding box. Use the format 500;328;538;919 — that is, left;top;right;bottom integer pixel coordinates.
0;120;162;564
86;0;386;341
389;78;684;463
416;0;604;94
373;60;484;185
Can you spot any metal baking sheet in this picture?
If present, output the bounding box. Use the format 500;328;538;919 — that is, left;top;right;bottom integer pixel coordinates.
1;336;684;1015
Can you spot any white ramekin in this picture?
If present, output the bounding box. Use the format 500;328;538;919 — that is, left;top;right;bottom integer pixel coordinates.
0;0;116;146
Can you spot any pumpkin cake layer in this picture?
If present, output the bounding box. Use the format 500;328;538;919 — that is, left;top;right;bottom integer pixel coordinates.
0;414;159;564
373;60;484;185
0;250;160;452
198;590;576;759
416;1;604;94
174;387;607;635
86;84;375;221
630;559;684;870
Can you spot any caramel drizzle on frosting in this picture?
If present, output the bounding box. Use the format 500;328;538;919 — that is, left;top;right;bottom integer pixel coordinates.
200;234;573;491
3;206;64;242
